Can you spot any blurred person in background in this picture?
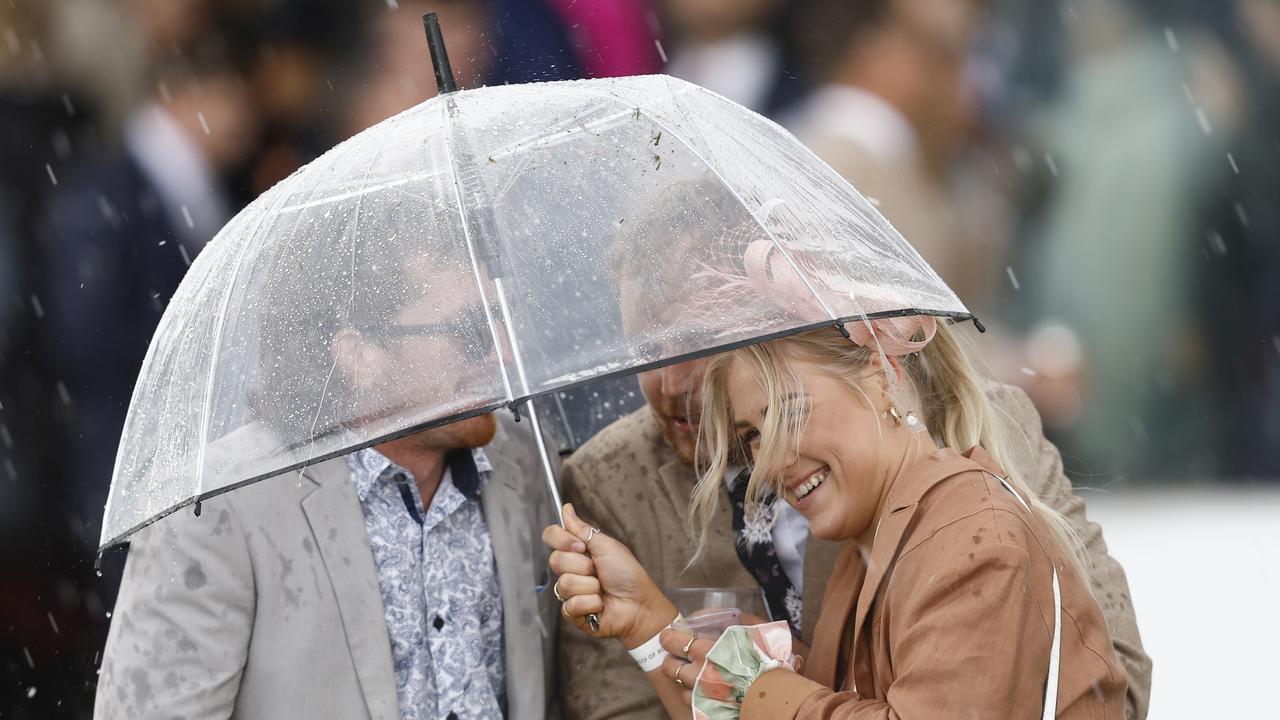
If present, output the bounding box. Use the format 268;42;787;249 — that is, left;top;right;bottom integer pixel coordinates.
1200;0;1280;478
2;4;124;715
1014;0;1239;481
232;0;364;198
658;0;809;117
339;0;494;138
786;0;1009;313
42;0;218;141
38;45;260;549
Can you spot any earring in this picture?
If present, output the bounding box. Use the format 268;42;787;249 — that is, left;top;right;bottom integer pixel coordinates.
890;406;925;433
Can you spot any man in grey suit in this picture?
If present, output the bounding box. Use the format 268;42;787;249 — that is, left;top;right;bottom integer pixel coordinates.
95;260;560;719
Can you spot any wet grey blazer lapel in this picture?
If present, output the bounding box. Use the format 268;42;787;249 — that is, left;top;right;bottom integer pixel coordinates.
299;459;400;720
482;450;548;719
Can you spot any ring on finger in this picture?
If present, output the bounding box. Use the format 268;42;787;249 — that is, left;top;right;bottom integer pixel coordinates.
561;604;572;620
674;661;690;687
552;579;564;603
584;526;602;543
680;636;696;656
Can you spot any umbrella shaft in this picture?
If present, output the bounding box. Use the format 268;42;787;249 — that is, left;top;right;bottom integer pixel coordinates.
523;399;565;526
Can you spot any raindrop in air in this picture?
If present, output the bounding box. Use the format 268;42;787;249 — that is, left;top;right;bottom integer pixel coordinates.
654;39;668;64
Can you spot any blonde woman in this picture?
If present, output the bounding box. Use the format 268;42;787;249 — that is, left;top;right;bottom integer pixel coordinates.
545;320;1127;719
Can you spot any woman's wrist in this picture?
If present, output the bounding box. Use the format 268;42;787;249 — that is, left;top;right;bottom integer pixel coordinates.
621;593;680;650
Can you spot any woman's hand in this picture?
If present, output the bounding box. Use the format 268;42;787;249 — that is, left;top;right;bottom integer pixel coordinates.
658;626;714;707
542;503;679;649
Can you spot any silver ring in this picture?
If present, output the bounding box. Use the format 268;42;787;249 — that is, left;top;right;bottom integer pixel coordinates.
681;636;696;656
584;526;602;543
561;604;572;620
552;579;564;603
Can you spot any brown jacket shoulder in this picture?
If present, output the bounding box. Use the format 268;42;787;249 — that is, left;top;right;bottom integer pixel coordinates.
989;383;1151;718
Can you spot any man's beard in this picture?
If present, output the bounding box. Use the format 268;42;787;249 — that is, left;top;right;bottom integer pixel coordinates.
416;413;497;451
651;398;699;466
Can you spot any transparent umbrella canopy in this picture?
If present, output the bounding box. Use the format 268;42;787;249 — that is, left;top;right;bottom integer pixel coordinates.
99;70;971;551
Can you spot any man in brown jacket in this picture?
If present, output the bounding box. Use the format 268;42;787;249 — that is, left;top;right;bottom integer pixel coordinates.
557;359;1151;719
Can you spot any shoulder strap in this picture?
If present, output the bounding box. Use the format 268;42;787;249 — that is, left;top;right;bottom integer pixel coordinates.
994;475;1062;720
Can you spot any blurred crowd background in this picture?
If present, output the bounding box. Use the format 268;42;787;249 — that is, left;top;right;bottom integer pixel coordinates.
1;0;1276;716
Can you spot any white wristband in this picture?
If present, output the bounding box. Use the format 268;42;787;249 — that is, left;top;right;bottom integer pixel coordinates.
628;614;683;672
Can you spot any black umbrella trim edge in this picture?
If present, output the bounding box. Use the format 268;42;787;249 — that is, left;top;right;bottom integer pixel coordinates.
99;307;976;552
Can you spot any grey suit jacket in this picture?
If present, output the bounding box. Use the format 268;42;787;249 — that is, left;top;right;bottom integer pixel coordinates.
558;383;1151;720
95;413;560;719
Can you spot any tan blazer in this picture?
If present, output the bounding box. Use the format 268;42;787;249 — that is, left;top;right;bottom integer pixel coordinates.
742;447;1127;720
558;383;1150;719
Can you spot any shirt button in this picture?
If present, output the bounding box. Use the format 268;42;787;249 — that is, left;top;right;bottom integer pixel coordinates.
433;615;445;631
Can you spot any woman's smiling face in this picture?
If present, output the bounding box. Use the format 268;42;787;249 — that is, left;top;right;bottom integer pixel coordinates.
724;354;909;542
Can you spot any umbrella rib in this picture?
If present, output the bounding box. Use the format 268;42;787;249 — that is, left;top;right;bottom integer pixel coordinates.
276;169;450;213
599;90;843;326
439;100;516;403
303;142;379;464
190;191;288;502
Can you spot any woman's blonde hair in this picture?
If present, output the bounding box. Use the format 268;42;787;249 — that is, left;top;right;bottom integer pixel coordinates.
690;322;1089;579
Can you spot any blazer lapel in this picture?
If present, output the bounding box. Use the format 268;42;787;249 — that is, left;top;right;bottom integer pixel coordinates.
851;503;918;649
299;459;400;720
849;451;981;654
482;450;547;720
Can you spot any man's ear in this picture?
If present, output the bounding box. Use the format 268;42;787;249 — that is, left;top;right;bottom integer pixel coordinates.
332;327;384;391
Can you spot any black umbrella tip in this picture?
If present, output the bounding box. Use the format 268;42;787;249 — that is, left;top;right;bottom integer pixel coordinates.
423;12;459;95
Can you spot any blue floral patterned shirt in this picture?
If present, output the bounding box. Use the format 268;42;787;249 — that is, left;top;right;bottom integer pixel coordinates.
347;447;506;720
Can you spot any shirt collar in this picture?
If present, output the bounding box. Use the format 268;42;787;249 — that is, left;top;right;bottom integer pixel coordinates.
347;446;492;503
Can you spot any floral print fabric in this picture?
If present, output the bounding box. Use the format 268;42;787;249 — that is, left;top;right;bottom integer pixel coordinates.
347;447;506;720
692;621;798;720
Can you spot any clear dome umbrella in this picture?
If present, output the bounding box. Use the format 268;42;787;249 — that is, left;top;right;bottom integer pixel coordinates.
99;17;973;555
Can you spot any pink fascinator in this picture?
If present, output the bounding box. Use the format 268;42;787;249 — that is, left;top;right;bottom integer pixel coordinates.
696;232;939;356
